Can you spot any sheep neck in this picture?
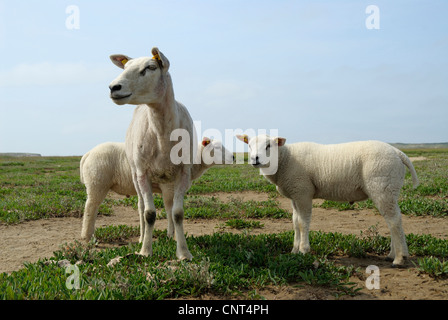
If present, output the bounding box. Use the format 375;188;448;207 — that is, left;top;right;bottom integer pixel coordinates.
144;73;178;138
145;73;176;112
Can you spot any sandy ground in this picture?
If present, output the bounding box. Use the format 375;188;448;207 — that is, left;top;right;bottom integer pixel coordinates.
1;188;447;300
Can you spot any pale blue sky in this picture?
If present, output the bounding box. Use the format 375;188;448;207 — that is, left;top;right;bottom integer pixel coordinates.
0;0;447;155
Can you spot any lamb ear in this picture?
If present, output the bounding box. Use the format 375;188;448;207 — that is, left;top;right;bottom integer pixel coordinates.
236;134;249;144
274;137;286;147
151;47;170;71
110;54;132;69
202;137;211;147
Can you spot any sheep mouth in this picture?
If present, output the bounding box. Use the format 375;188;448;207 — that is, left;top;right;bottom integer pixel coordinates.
111;93;132;100
251;162;267;168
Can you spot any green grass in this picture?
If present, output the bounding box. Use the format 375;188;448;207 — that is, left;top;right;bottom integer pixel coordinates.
0;159;276;224
111;194;290;220
1;150;448;299
0;157;88;223
187;164;276;194
182;195;290;219
0;230;359;299
1;150;447;223
2;226;448;299
415;256;448;278
94;225;141;243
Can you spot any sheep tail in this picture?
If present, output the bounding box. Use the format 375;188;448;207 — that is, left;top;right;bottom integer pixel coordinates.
395;149;420;189
79;152;88;184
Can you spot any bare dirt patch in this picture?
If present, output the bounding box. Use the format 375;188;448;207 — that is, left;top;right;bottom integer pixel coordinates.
409;156;428;162
1;190;447;300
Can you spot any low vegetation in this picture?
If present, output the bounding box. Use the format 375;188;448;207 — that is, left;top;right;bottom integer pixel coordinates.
0;149;447;299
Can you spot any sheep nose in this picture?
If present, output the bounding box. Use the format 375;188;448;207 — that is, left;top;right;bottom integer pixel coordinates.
109;84;122;93
250;156;260;165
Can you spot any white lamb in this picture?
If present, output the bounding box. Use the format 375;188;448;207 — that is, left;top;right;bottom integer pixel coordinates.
108;47;196;259
237;134;419;267
80;138;234;242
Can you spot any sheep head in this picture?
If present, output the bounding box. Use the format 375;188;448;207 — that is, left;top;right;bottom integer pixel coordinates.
108;47;170;106
201;138;235;165
236;134;285;173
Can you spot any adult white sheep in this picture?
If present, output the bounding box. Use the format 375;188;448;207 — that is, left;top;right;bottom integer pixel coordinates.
108;47;195;260
80;138;234;242
237;134;419;267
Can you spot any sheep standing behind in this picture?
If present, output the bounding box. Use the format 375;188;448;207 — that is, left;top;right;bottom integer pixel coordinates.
237;134;419;267
80;138;234;242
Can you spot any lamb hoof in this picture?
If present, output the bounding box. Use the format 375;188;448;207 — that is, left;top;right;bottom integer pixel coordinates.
139;249;152;257
81;233;93;243
178;252;193;261
167;231;175;239
392;258;408;268
391;263;405;268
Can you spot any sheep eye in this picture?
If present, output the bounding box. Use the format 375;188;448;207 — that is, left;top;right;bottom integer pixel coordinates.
140;65;157;76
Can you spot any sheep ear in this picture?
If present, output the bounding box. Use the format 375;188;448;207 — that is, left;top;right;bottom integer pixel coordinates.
236;134;249;144
110;54;132;69
274;137;286;147
202;137;211;147
151;47;170;71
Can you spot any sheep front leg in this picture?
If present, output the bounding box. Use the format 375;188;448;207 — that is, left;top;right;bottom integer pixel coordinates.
172;170;193;261
291;199;312;254
136;173;157;257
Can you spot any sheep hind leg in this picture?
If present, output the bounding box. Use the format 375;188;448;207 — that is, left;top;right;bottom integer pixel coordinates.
372;195;409;267
291;201;301;254
81;187;108;242
172;170;193;261
161;186;175;238
385;209;409;267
